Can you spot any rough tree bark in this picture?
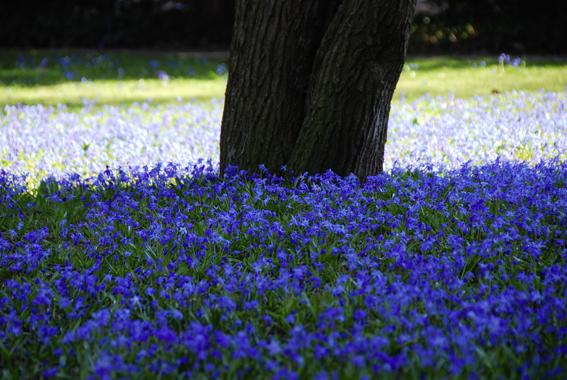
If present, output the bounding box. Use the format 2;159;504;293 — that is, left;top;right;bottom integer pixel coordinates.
220;0;417;181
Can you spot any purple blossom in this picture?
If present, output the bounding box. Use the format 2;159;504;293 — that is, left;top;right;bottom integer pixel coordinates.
0;90;566;379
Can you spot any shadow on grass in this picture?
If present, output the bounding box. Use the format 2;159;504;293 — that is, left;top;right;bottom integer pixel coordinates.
0;49;229;88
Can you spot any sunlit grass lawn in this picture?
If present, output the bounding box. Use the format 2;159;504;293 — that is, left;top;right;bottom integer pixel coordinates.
1;49;566;112
2;79;226;111
0;50;229;112
396;56;567;101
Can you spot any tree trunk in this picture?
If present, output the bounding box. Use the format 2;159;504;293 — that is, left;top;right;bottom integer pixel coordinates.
220;0;416;181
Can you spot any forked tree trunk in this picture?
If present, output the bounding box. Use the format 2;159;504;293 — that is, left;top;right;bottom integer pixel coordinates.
220;0;417;181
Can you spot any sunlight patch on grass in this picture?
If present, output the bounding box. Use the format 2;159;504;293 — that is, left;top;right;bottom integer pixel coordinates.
1;78;227;111
395;56;567;101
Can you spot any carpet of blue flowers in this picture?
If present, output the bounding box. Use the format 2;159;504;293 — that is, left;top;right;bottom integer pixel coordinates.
1;90;566;379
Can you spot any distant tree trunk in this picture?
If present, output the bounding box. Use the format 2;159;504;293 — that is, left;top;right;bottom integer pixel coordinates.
220;0;417;181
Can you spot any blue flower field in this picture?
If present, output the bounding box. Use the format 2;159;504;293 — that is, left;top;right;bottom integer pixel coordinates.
1;90;566;379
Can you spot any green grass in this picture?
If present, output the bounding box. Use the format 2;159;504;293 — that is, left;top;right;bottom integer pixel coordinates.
396;56;567;101
0;49;566;112
0;49;229;112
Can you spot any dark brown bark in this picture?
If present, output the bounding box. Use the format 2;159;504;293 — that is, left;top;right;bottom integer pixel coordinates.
220;0;416;181
220;0;341;172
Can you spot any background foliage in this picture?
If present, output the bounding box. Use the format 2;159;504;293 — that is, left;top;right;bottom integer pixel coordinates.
0;0;234;50
1;0;565;55
409;0;567;55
